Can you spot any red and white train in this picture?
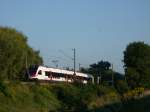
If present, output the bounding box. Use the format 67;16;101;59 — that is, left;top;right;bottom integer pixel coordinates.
28;65;93;84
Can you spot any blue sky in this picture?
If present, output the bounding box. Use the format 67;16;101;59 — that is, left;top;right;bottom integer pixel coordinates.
0;0;150;73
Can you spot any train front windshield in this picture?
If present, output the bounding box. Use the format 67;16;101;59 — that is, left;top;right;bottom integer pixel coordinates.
28;65;39;77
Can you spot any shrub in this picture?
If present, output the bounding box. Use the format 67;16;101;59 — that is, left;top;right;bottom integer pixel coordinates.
123;87;144;100
115;80;129;95
0;81;11;97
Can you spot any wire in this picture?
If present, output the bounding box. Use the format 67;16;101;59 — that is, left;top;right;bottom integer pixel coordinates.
58;49;73;60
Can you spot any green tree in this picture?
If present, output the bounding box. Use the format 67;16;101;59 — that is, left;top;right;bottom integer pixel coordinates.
89;60;111;75
0;26;43;80
123;41;150;88
80;60;115;85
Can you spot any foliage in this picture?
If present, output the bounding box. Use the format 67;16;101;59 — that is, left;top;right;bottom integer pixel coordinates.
123;41;150;88
81;61;124;86
82;85;121;111
0;27;43;80
123;87;144;100
89;60;111;75
51;84;82;112
0;82;61;112
49;84;121;112
114;80;129;95
0;80;11;97
0;82;150;112
80;60;111;76
80;60;114;85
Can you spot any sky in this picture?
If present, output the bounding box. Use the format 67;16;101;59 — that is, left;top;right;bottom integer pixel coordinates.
0;0;150;73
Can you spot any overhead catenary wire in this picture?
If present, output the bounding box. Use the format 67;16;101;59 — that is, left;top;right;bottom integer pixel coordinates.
59;49;76;76
58;49;73;60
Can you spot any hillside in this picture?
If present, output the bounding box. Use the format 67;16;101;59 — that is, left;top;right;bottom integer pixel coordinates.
0;81;120;112
0;81;150;112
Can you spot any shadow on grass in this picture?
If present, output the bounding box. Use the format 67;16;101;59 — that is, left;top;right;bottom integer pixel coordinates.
91;95;150;112
120;95;150;112
90;102;122;112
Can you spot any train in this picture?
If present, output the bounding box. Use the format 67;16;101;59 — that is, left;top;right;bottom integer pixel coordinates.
27;65;94;84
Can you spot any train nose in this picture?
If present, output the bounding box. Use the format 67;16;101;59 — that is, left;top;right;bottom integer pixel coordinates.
30;72;36;77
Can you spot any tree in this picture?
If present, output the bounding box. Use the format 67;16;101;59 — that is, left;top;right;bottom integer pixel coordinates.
89;60;111;75
0;27;43;80
80;60;125;85
80;60;112;84
123;41;150;88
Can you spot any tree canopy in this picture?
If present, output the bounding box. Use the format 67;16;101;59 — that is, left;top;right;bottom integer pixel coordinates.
89;60;111;75
80;60;111;76
81;60;115;84
123;41;150;88
0;27;43;80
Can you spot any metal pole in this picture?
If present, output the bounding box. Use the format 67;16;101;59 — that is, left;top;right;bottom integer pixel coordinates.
25;54;28;69
99;73;102;84
112;63;114;87
73;48;76;75
92;76;94;84
26;53;30;79
97;76;100;84
79;63;81;71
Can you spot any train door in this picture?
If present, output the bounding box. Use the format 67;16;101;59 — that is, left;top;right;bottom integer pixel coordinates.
36;70;46;80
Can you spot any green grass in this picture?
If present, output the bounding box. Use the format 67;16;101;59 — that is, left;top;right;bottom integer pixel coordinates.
0;81;150;112
0;82;61;112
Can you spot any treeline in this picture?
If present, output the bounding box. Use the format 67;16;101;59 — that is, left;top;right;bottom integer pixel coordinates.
1;26;150;90
80;42;150;89
0;27;43;80
80;60;124;85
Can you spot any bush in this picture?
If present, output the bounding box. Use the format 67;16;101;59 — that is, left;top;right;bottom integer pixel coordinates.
123;87;144;101
0;27;43;81
0;83;61;112
0;81;11;97
51;84;81;112
115;80;129;95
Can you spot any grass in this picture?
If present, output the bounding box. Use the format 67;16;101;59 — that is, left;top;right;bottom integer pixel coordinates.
0;81;150;112
0;81;61;112
120;95;150;112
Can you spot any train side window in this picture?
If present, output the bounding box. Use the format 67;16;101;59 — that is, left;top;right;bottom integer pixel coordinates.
38;70;42;75
45;71;51;76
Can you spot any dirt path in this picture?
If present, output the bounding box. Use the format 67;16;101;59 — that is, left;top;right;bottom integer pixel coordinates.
144;90;150;96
